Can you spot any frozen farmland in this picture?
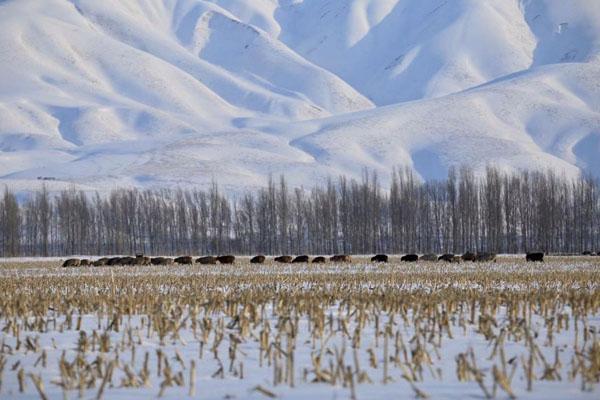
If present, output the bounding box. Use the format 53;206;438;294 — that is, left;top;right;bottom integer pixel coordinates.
0;257;599;399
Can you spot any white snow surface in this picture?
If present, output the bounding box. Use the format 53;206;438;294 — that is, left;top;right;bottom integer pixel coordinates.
0;0;599;193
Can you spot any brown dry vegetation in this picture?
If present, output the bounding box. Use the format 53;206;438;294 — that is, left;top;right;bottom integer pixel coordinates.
0;257;598;399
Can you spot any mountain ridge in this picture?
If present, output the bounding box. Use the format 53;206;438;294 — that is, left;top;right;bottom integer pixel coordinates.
0;0;599;193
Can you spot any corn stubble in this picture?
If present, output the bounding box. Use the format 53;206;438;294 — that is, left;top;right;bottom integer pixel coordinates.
0;259;599;399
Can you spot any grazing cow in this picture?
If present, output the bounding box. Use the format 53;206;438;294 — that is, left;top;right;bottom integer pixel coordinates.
474;253;497;262
79;259;90;266
151;257;173;266
174;256;193;265
582;251;592;256
292;255;310;263
438;254;458;263
62;258;80;268
250;255;266;264
217;255;235;264
526;252;544;262
461;252;476;262
93;257;109;267
401;254;418;262
274;255;293;263
132;254;151;266
420;254;438;262
330;255;352;263
142;257;151;265
196;256;217;264
371;254;388;263
119;257;135;266
312;256;326;263
107;257;122;266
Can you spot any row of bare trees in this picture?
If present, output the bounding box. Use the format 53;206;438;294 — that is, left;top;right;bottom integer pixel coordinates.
0;167;598;257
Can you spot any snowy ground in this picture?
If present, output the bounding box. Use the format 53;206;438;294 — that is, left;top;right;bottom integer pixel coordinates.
0;258;598;399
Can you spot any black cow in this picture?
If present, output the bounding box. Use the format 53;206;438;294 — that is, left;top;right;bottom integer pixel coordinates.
151;257;173;266
93;257;109;267
250;255;266;264
461;252;476;262
438;254;458;263
217;255;235;264
292;255;310;263
274;255;293;263
401;254;418;262
62;258;80;268
119;257;135;266
107;257;122;266
196;256;217;264
330;255;352;263
526;252;544;262
420;254;438;262
174;256;193;265
474;253;497;262
371;254;388;263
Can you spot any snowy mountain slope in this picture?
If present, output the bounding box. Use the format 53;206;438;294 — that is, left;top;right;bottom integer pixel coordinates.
0;0;599;193
0;0;371;135
211;0;600;105
283;62;600;182
5;62;598;193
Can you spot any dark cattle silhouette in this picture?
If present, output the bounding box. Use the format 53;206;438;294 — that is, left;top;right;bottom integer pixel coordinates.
132;258;143;266
151;257;173;266
330;255;352;263
461;252;476;262
217;255;235;264
119;257;135;266
371;254;388;263
526;252;544;262
438;254;458;263
474;253;497;262
420;254;438;262
293;255;310;263
401;254;418;262
312;256;326;263
582;251;592;256
133;255;151;266
196;256;217;264
79;259;90;266
174;256;193;265
93;257;109;267
274;256;293;263
250;255;266;264
107;257;122;266
62;258;80;268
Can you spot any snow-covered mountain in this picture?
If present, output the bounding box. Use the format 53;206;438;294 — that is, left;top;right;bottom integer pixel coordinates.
0;0;599;193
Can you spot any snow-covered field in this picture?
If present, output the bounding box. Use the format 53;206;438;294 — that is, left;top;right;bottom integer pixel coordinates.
0;259;599;399
0;0;599;194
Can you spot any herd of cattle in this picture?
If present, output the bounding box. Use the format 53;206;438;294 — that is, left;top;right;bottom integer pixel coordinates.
60;251;557;267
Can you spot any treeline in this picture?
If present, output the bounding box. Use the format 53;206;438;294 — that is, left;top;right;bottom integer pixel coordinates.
0;167;599;257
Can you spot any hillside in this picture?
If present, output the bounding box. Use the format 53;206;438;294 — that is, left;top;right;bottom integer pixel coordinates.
0;0;599;193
